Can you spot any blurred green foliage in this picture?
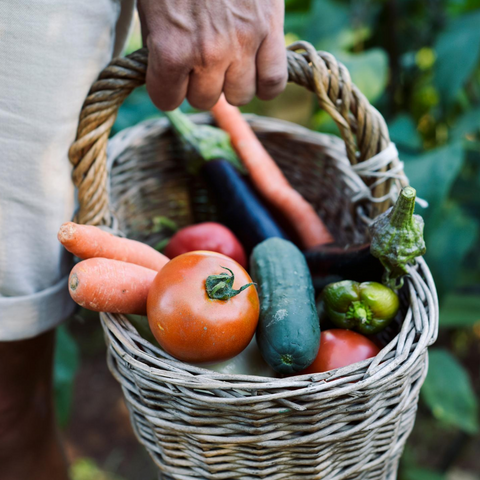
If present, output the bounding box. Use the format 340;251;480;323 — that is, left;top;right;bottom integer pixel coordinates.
422;349;478;434
54;325;79;427
286;3;480;475
56;1;480;477
282;5;480;475
71;458;125;480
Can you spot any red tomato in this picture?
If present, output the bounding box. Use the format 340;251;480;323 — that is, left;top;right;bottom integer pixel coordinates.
300;329;380;374
164;222;247;268
147;251;259;364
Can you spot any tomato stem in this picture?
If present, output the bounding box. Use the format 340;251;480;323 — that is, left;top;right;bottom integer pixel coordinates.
206;266;255;301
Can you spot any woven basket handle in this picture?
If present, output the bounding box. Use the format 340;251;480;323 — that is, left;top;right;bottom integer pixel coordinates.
69;41;406;226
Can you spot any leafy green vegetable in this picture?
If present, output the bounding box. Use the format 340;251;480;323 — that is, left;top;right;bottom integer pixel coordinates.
151;216;178;234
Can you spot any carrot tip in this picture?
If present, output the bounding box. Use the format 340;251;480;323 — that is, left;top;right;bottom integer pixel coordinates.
58;222;77;242
69;272;79;291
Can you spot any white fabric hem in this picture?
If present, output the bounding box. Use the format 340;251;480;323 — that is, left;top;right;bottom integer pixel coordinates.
0;275;76;341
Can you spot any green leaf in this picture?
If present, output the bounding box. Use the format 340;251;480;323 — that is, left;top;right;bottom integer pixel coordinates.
154;238;171;253
338;49;389;103
402;467;446;480
304;0;350;46
71;458;125;480
434;10;480;105
447;0;480;15
285;13;305;37
451;107;480;140
440;293;480;327
421;348;479;434
402;142;464;217
423;203;478;297
389;115;423;150
151;215;178;234
54;325;80;428
285;0;311;12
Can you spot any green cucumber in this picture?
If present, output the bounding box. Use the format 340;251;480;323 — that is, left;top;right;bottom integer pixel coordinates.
250;238;321;374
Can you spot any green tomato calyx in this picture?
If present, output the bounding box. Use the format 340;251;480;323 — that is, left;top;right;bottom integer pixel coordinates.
206;266;255;301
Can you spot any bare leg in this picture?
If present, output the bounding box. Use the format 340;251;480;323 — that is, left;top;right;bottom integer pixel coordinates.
0;329;69;480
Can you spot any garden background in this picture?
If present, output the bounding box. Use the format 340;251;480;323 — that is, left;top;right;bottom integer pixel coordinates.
60;1;480;479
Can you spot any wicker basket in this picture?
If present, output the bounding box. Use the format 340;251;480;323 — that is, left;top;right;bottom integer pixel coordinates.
69;42;439;480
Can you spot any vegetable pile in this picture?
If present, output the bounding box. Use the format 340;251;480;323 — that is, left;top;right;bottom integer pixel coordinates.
60;98;427;378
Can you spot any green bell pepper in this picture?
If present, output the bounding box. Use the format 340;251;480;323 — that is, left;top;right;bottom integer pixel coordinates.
319;280;400;335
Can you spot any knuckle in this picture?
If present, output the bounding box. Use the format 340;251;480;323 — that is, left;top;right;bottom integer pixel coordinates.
148;38;191;73
237;24;267;49
258;72;288;90
145;80;184;112
187;95;216;111
225;92;254;107
158;99;184;112
161;52;188;72
198;44;224;68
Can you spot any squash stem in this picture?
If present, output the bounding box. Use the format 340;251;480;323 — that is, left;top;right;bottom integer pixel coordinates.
390;186;416;229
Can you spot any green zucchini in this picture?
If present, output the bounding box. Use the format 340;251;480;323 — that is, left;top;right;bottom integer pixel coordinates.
250;238;321;374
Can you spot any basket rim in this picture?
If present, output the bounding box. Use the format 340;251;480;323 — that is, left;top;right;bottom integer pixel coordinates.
106;112;381;229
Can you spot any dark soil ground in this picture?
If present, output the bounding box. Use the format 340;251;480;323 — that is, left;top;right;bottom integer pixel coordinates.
63;314;158;480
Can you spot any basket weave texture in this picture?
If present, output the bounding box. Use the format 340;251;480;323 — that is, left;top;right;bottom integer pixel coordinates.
69;42;439;480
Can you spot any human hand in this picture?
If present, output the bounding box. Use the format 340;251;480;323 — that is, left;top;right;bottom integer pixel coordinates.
137;0;287;111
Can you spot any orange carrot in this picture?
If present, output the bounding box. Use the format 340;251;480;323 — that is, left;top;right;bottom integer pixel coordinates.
68;258;157;315
58;222;169;271
210;95;334;249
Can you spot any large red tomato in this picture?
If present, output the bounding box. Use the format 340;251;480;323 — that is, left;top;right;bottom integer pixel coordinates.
300;329;380;374
164;222;247;268
147;251;259;364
